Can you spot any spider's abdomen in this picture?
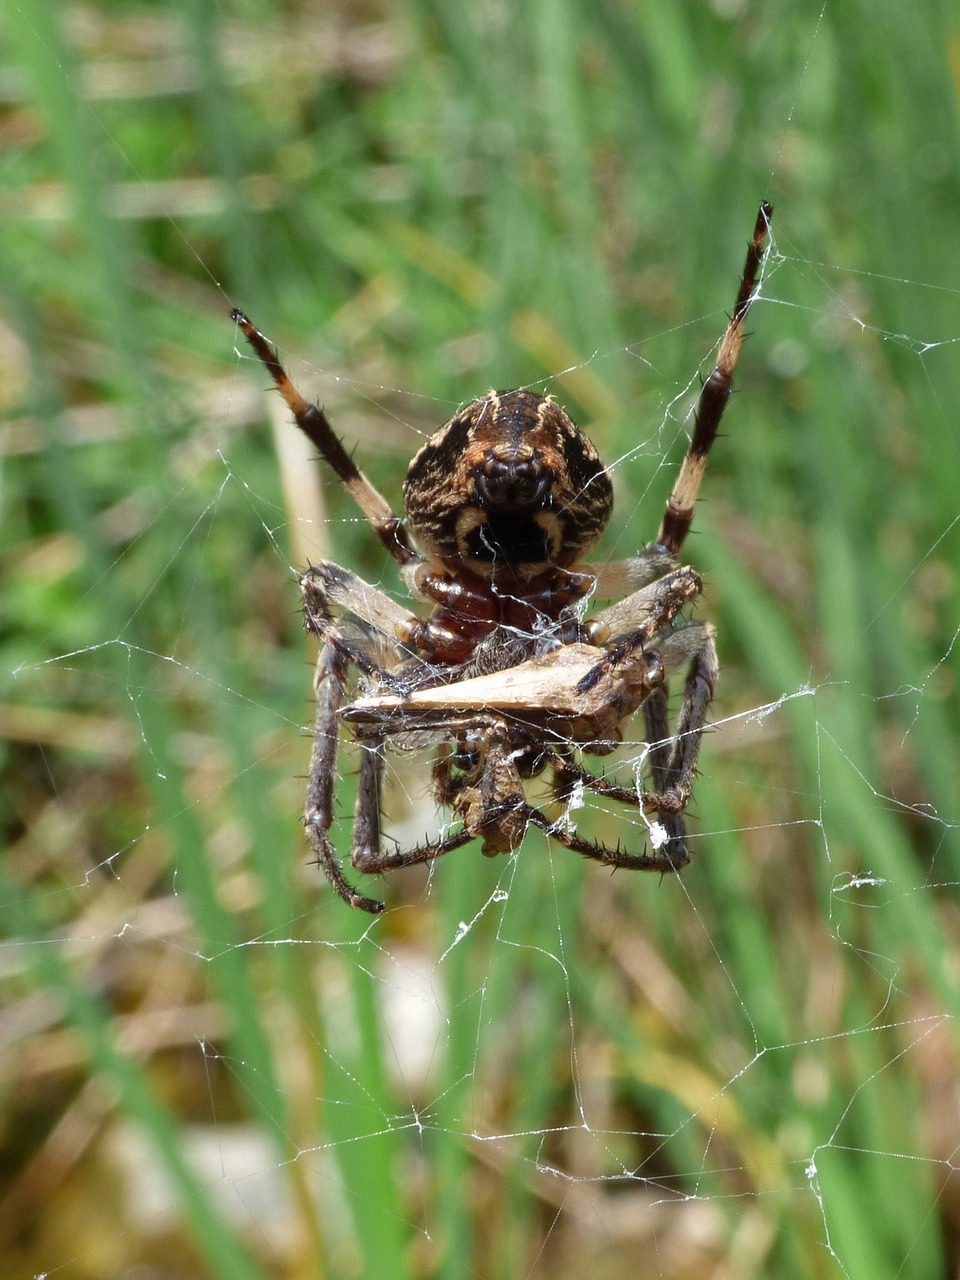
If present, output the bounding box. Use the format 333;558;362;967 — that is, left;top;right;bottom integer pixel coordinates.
403;390;613;581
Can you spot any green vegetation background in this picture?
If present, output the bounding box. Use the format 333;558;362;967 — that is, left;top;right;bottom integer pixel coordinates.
3;1;960;1277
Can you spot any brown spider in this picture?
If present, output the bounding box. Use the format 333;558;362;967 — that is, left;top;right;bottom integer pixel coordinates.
233;201;771;914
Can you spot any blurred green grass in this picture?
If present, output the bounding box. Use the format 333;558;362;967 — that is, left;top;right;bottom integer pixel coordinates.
2;2;960;1278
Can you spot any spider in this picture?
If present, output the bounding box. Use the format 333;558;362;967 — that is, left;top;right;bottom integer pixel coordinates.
233;201;771;914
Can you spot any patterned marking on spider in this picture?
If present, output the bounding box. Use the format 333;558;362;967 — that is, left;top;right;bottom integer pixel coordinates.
233;201;772;913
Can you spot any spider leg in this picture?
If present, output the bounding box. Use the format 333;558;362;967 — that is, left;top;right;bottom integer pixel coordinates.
360;789;689;881
300;568;407;689
546;623;717;867
585;545;677;600
548;740;687;855
641;682;688;853
523;804;689;872
644;621;719;819
549;746;650;808
304;644;386;914
348;736;477;881
577;565;702;693
351;737;385;867
657;200;772;556
351;825;477;874
302;561;418;648
354;716;528;874
233;309;419;569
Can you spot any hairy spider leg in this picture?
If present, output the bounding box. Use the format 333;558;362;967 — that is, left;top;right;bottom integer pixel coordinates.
305;644;386;913
232;309;419;569
657;201;772;555
545;616;717;864
522;804;687;872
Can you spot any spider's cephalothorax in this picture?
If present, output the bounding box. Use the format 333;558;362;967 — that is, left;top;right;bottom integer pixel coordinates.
233;201;771;913
403;389;613;582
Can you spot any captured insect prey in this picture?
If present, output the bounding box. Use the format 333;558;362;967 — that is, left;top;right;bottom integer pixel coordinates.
233;200;771;913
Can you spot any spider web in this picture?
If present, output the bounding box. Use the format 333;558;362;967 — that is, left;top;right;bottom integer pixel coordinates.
4;3;960;1277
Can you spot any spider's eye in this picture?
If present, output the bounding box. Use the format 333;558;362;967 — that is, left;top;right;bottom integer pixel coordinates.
404;389;613;581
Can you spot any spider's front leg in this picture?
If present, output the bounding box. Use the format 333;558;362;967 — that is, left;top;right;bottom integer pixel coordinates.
300;561;420;682
233;309;419;569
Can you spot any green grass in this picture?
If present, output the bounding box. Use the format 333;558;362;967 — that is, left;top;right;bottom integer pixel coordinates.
3;1;960;1277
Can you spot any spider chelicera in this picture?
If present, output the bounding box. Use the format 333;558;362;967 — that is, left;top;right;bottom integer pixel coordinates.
233;201;771;913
